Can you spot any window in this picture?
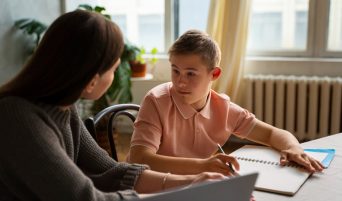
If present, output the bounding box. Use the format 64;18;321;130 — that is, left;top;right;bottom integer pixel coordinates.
65;0;165;51
138;15;164;51
176;0;210;36
65;0;209;53
247;0;309;55
65;0;341;58
247;0;342;58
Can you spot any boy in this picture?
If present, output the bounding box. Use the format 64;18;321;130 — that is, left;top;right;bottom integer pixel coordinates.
127;30;323;176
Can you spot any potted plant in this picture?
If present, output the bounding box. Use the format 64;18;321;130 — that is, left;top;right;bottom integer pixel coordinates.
129;47;146;77
14;19;48;54
130;47;158;77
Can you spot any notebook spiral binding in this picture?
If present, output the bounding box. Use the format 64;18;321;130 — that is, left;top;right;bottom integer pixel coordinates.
236;156;302;168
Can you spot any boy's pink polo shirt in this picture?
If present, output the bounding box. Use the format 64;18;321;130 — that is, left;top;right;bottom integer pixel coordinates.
130;82;256;158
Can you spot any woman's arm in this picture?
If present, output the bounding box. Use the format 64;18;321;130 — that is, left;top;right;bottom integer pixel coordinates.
246;119;324;172
129;145;239;176
134;170;225;193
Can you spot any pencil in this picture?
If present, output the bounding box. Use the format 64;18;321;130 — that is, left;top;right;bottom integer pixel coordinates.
217;143;236;174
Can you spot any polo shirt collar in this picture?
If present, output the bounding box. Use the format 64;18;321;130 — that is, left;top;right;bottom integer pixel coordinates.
170;85;211;120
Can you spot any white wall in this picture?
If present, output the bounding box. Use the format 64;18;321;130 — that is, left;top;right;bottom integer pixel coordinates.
133;56;342;103
244;57;342;77
0;0;61;85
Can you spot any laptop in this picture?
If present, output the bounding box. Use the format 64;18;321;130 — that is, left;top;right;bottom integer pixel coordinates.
135;173;258;201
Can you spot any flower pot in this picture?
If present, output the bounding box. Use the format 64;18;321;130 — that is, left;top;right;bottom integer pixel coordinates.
130;61;147;77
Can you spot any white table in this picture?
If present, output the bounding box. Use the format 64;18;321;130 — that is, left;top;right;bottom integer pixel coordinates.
254;133;342;201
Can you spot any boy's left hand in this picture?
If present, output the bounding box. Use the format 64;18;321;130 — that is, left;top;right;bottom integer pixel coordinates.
279;146;324;172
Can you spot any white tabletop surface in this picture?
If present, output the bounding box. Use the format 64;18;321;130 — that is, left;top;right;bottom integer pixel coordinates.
254;133;342;201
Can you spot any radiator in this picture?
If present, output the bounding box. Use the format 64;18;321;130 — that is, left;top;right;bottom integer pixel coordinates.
244;75;342;141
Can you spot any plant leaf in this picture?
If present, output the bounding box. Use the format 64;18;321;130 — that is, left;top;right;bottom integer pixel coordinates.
78;4;93;11
151;47;158;54
103;14;111;20
14;19;32;28
94;6;106;13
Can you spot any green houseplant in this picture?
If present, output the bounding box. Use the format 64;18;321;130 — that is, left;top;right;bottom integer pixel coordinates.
14;19;48;53
130;47;158;77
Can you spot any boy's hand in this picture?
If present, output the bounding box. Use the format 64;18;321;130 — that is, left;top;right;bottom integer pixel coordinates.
200;154;240;176
279;146;324;172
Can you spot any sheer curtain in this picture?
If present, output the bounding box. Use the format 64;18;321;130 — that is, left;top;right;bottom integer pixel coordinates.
207;0;251;102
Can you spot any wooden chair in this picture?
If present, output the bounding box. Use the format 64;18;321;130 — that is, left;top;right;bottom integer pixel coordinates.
84;104;140;161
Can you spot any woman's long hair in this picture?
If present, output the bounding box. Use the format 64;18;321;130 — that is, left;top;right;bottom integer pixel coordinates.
0;10;124;106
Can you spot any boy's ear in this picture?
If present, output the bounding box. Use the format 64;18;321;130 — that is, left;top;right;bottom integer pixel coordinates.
211;67;221;80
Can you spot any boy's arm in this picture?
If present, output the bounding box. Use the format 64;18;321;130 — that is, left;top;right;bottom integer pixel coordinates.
246;119;324;172
128;145;239;176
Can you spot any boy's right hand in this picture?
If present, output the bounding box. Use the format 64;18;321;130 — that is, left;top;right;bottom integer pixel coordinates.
200;153;240;176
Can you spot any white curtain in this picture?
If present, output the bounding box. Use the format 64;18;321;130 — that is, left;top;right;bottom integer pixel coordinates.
207;0;252;102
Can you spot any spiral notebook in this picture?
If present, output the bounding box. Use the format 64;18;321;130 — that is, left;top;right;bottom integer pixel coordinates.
230;145;329;195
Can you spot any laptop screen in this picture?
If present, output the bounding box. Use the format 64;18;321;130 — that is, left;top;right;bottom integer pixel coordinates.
136;173;258;201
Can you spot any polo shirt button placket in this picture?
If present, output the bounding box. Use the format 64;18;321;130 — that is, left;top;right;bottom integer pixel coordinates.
195;114;200;134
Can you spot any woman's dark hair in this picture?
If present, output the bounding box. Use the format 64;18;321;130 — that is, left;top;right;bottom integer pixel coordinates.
0;10;124;105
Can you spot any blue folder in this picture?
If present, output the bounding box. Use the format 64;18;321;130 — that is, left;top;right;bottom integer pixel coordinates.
304;148;335;168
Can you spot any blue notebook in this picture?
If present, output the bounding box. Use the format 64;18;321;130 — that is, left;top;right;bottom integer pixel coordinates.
304;148;335;168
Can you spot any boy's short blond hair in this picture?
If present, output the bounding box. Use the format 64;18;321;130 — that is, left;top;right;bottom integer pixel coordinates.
168;29;221;70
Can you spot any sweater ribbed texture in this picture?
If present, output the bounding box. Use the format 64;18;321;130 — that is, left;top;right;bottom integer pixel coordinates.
0;96;148;201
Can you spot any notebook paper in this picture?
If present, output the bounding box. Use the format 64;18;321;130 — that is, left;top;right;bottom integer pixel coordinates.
230;145;328;195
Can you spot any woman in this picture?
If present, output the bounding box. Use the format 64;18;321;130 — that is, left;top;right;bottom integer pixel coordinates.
0;10;224;201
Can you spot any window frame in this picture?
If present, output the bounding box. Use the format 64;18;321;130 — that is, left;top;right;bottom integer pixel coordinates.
164;0;175;52
315;0;342;58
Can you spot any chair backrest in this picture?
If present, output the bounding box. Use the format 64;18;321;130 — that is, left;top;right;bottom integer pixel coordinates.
84;104;140;161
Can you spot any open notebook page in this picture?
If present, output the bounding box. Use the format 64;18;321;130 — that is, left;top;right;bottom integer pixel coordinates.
230;145;328;195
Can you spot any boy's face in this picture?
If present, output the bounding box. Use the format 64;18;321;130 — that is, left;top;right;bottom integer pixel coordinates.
170;54;220;110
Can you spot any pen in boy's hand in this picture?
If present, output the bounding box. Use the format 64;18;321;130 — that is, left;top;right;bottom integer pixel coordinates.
217;143;236;175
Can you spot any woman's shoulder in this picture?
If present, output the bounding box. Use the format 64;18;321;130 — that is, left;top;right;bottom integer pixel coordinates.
0;96;46;123
0;96;50;140
0;96;56;122
0;96;36;110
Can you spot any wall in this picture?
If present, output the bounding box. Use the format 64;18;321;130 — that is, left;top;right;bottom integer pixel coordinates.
244;57;342;77
133;56;342;104
0;0;61;85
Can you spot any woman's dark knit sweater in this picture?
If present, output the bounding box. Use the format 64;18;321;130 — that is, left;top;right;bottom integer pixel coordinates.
0;96;148;201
